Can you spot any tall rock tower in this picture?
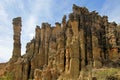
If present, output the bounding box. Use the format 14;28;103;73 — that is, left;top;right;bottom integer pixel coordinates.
12;17;22;61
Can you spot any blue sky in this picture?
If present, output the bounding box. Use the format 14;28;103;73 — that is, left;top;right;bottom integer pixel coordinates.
0;0;120;62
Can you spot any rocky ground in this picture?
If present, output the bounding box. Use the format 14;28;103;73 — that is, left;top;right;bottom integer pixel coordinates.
0;66;120;80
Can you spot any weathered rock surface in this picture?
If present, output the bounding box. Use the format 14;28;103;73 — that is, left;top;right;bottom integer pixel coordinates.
0;4;120;80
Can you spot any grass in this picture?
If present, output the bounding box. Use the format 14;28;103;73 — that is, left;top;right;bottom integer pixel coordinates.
92;68;120;80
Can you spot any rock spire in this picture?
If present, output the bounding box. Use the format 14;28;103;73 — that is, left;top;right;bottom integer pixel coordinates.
12;17;22;61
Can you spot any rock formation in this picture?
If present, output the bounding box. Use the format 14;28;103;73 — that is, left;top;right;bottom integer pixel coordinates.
0;4;120;80
11;17;22;62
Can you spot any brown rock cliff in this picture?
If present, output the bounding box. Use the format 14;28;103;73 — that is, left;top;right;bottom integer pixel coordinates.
0;4;120;80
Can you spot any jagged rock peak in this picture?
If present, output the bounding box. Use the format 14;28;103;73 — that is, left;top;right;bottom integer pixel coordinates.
73;4;89;14
55;22;61;26
42;23;51;29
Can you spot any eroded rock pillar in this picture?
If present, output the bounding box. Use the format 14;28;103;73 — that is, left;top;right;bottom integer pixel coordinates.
12;17;22;61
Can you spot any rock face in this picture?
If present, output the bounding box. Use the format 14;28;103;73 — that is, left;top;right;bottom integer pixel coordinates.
1;4;120;80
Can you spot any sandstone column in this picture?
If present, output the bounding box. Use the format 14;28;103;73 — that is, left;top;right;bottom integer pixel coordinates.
90;13;102;68
68;16;80;79
44;23;51;65
12;17;22;61
106;23;118;61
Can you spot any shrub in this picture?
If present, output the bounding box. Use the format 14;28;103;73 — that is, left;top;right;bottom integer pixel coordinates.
0;72;14;80
105;75;118;80
92;68;119;80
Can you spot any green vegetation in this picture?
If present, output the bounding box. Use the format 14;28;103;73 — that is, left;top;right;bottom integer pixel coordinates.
0;72;14;80
92;68;120;80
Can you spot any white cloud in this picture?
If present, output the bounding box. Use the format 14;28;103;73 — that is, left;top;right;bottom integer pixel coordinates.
101;0;120;23
20;0;54;57
23;15;36;38
0;57;6;63
0;36;13;62
22;0;53;39
0;3;8;23
0;1;13;62
0;46;12;62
